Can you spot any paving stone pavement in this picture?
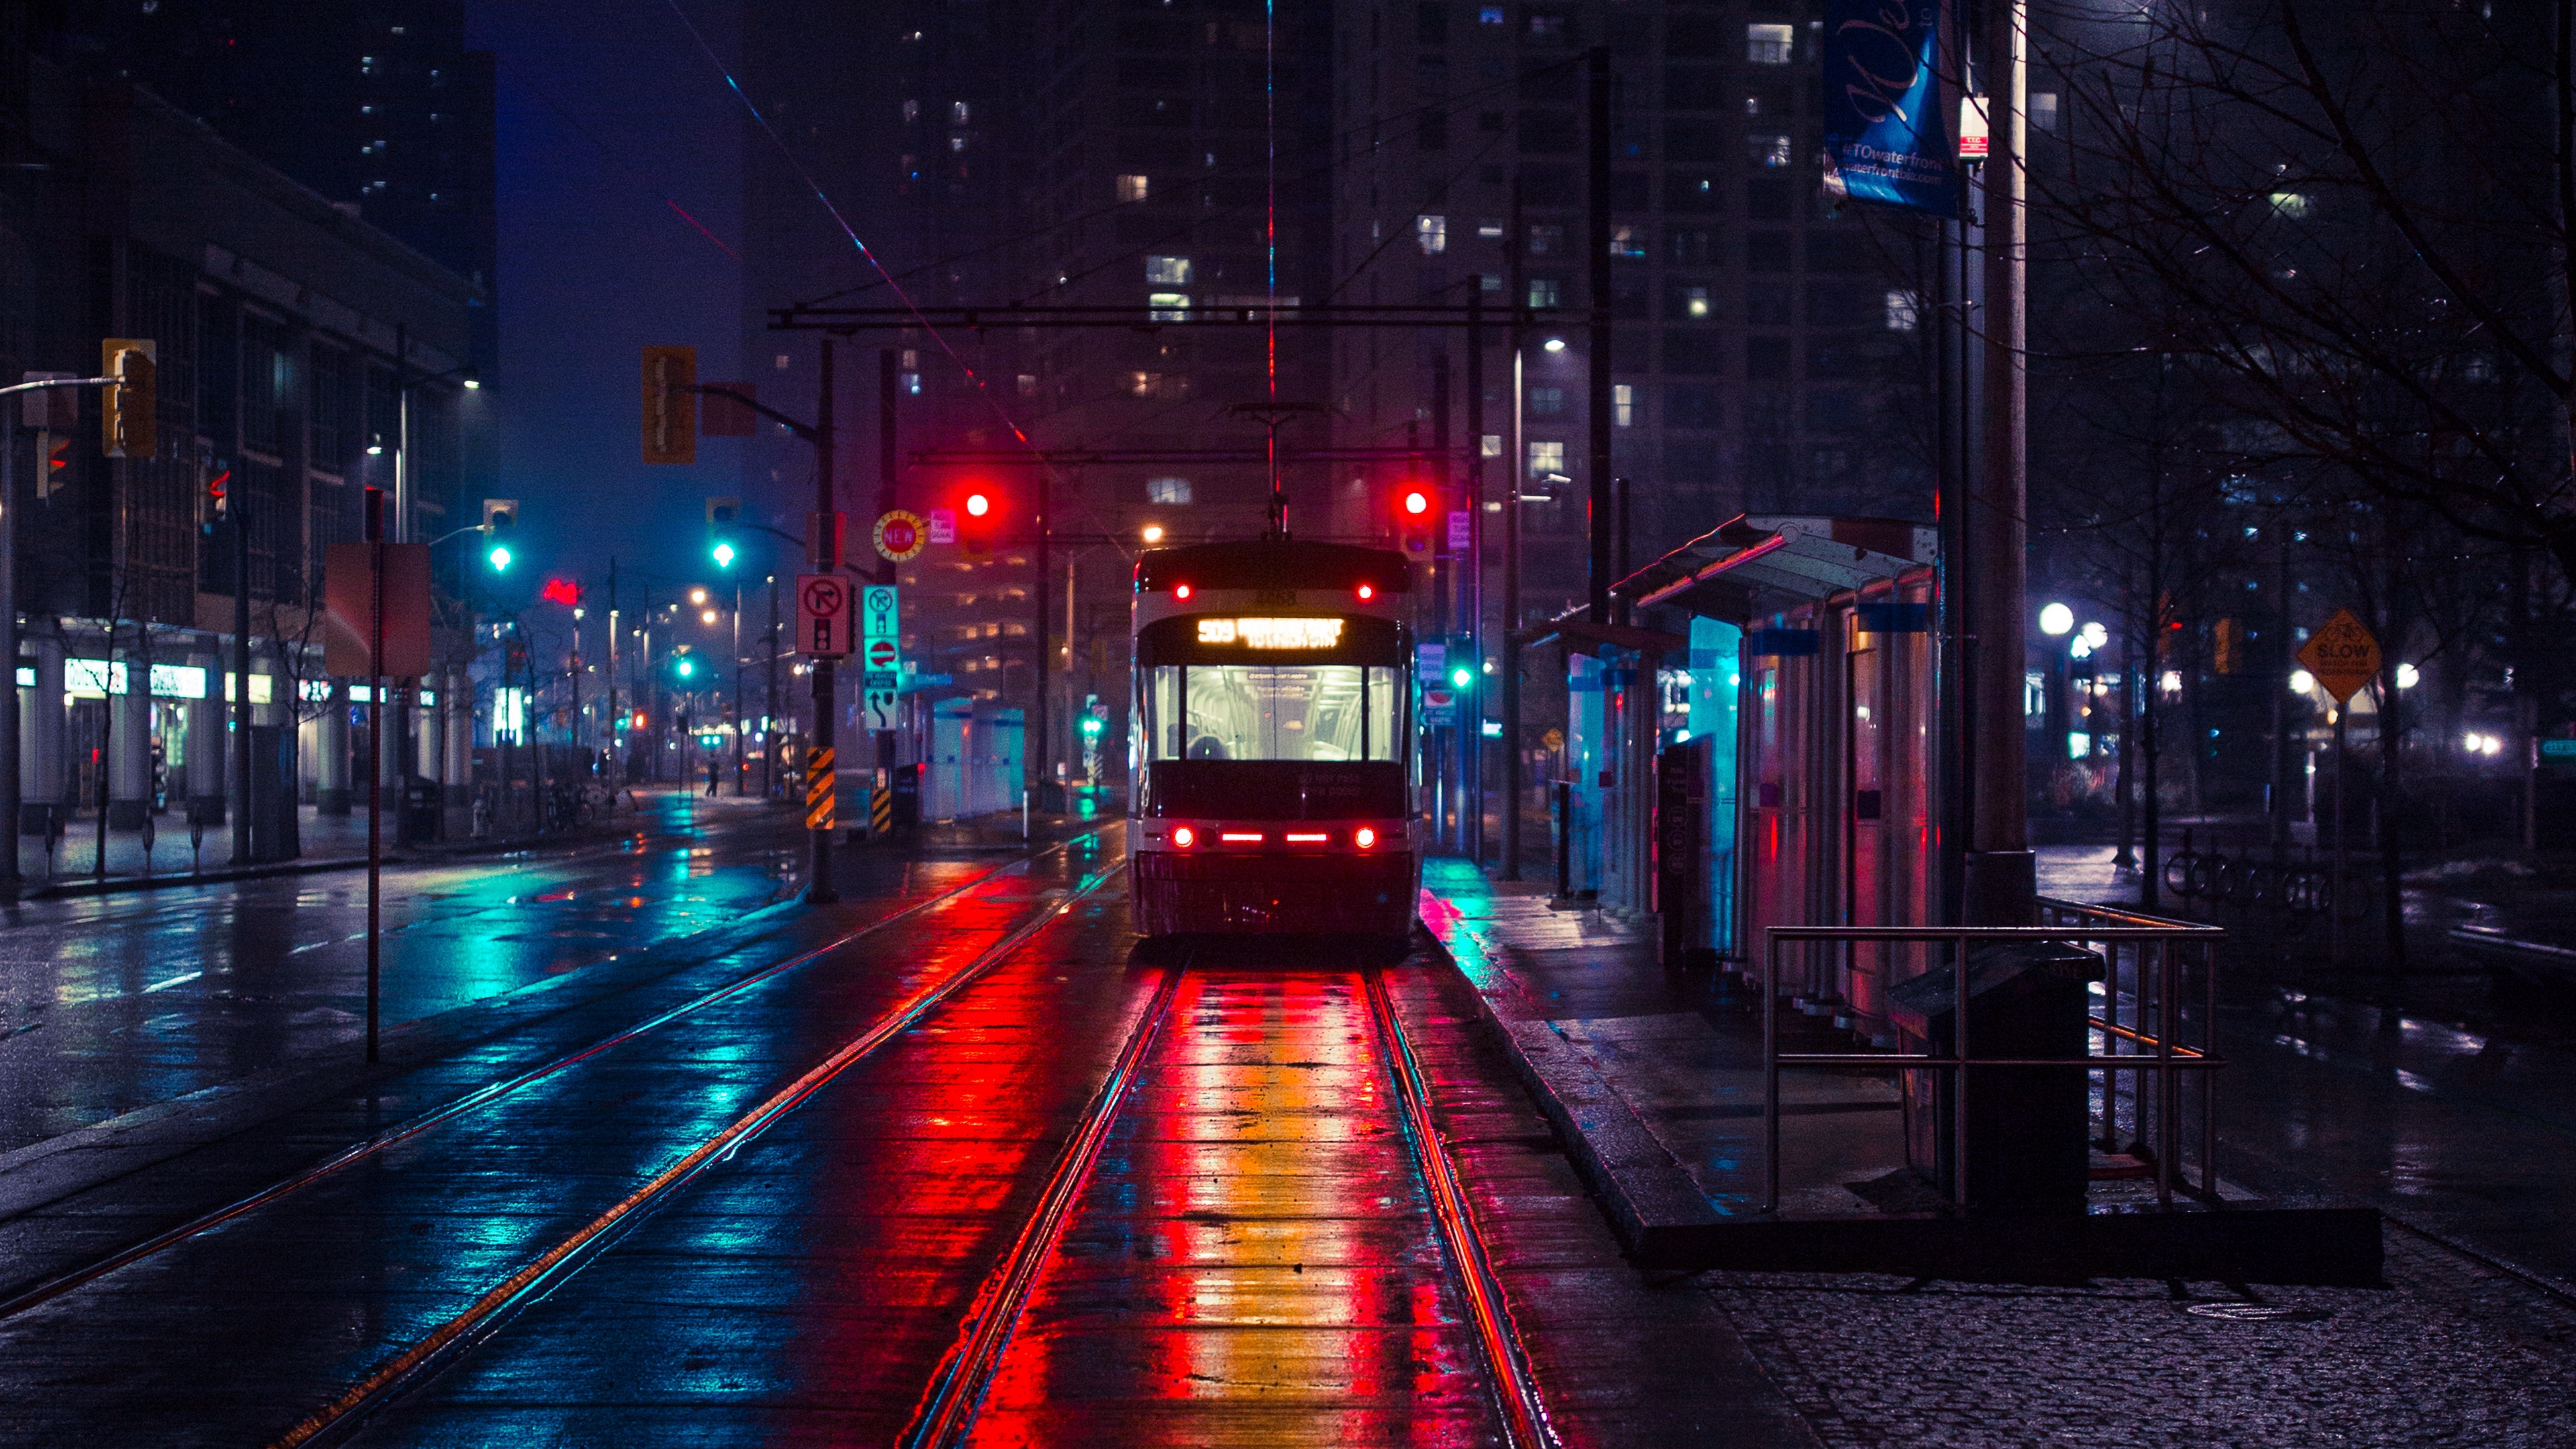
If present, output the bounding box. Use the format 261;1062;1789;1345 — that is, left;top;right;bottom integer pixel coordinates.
1695;1228;2576;1447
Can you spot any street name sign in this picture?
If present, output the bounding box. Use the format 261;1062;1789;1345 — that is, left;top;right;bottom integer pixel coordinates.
797;574;853;657
2296;609;2381;704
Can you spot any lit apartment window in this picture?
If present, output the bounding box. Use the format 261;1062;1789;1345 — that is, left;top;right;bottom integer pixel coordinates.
1481;273;1504;292
952;101;971;125
1528;278;1560;308
1146;255;1192;285
950;135;967;153
1884;290;1921;331
1117;174;1149;203
1147;476;1193;504
1613;384;1635;427
1610;225;1644;258
2031;92;2059;133
1750;134;1793;168
903;373;922;394
1417;214;1447;255
1481;435;1503;458
1746;23;1794;64
1528;224;1564;255
1479;6;1505;23
902;99;919;123
1016;374;1038;396
2269;192;2311;218
902;350;919;370
1148;292;1192;321
1685;286;1711;319
1477;217;1505;241
1527;441;1566;478
1529;386;1566;417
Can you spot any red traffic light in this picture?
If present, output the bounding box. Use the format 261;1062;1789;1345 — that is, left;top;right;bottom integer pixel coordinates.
541;578;581;608
1402;489;1430;515
965;491;991;518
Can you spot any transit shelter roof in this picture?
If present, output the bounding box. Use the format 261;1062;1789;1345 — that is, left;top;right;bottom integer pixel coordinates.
1611;515;1935;618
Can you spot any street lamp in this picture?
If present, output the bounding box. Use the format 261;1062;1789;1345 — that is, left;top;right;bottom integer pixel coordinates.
1142;524;1164;543
2039;602;2074;637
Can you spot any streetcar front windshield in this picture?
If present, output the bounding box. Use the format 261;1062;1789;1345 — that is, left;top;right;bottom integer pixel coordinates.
1144;664;1401;762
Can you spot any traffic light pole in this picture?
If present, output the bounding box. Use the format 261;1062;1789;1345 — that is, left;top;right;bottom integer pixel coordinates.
809;339;839;904
876;350;898;798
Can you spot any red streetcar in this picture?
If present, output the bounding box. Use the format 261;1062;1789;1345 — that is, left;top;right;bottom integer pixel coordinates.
1128;539;1421;944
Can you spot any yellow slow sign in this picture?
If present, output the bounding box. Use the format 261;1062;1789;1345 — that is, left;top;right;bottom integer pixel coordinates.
1196;617;1346;649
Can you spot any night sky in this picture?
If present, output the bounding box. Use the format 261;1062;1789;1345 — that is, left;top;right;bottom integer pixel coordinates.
464;1;744;611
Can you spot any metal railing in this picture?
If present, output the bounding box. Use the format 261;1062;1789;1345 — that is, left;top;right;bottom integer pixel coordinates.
1762;899;2226;1215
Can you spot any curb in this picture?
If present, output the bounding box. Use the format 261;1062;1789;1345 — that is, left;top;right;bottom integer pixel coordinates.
1415;918;1726;1267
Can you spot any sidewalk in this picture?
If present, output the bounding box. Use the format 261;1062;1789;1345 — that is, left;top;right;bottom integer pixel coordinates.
1417;857;2576;1444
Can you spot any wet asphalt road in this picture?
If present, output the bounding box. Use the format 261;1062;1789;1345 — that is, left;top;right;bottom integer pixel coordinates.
0;790;808;1153
0;826;1710;1448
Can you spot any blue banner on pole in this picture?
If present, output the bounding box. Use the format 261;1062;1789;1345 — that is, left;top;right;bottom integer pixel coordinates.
1819;0;1955;216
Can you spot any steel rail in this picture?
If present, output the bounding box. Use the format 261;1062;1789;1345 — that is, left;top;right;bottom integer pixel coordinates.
1366;967;1559;1449
898;961;1189;1448
0;833;1101;1325
265;857;1129;1449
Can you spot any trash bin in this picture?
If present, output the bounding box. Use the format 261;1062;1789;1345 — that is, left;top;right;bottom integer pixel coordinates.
890;762;921;829
1888;940;2102;1214
400;775;442;845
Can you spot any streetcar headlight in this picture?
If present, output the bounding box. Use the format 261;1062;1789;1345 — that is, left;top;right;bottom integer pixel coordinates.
1171;825;1195;848
1354;826;1377;850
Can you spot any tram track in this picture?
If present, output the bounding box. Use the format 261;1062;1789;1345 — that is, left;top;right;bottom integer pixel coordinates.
900;951;1558;1449
266;855;1130;1449
0;833;1103;1326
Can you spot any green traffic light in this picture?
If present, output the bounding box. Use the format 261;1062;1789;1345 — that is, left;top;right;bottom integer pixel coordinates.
712;541;737;568
1450;666;1472;690
676;659;696;679
488;545;512;572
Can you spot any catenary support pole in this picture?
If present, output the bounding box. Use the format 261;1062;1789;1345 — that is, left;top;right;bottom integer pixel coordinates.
365;487;385;1063
1964;0;2034;924
810;339;839;903
0;407;17;900
1501;178;1526;881
233;494;252;866
1585;46;1613;625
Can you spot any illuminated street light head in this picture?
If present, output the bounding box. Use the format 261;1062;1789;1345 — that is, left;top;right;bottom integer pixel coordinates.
2038;602;2074;636
701;608;718;625
690;587;708;605
1542;337;1566;354
1142;524;1164;543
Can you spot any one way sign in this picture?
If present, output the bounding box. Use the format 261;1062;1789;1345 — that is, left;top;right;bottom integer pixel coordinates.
797;574;852;657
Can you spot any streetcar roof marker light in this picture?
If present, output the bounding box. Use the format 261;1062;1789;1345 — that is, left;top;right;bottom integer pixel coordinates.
1170;825;1195;847
1356;583;1374;600
1542;337;1567;353
1354;826;1379;849
1173;583;1191;600
2039;602;2074;636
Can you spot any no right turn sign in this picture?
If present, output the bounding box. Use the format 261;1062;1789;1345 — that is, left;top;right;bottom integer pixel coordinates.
798;574;853;657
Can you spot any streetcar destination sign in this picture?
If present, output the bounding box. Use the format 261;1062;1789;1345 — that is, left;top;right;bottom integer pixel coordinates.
1196;617;1346;649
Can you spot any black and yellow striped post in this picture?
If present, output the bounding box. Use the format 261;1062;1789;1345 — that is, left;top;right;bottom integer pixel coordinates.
804;746;836;832
870;786;893;836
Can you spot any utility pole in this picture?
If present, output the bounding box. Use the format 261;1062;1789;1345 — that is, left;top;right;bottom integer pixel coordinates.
877;350;900;792
1501;177;1527;881
1586;45;1614;625
766;574;780;800
1465;289;1487;865
605;557;619;784
1964;0;2034;924
233;485;252;865
809;339;840;903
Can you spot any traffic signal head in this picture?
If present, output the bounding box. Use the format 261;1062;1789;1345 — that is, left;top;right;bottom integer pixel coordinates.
101;339;156;460
1396;486;1436;557
675;655;697;680
1450;665;1474;690
541;578;580;608
481;498;517;572
641;345;698;465
200;462;231;530
706;496;740;568
958;487;999;557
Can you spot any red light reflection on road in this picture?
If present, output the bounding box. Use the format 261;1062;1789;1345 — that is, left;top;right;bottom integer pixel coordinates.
969;970;1495;1444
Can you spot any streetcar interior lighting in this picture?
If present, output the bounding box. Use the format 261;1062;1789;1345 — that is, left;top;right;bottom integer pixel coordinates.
1356;583;1374;600
1354;826;1379;849
1173;583;1191;600
1169;826;1195;847
1285;832;1329;843
1196;617;1345;649
1219;832;1265;843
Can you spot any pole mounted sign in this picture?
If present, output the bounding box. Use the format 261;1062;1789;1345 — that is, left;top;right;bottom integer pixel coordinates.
797;574;853;657
873;510;926;563
2296;608;2381;704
